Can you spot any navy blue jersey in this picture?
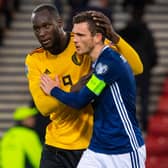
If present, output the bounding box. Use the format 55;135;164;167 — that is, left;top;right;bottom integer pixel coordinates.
51;46;144;154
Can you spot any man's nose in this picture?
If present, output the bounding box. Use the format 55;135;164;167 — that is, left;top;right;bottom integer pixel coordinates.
73;35;79;43
39;28;46;37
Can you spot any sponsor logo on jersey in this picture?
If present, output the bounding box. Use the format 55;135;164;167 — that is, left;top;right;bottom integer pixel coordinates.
44;69;51;74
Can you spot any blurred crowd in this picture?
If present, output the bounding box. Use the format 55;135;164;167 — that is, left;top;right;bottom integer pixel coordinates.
0;0;159;167
0;0;20;45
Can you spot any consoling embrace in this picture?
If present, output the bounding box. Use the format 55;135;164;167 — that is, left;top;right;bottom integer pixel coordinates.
26;3;145;168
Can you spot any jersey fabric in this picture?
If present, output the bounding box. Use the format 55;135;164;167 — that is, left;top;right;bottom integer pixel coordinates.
25;33;143;150
25;34;93;150
1;126;42;168
51;46;144;154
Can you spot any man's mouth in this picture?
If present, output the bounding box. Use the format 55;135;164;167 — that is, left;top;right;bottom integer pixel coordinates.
41;39;50;45
75;45;80;51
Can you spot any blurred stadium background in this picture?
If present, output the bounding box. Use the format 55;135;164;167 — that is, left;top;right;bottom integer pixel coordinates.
0;0;168;167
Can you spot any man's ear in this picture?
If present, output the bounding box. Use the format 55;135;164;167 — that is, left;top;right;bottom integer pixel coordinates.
57;18;64;27
95;33;103;43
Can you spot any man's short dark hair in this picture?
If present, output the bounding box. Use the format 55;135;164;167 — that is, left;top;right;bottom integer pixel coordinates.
73;10;106;39
32;3;60;18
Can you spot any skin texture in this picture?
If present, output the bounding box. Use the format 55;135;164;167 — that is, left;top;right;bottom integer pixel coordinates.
31;9;67;55
40;74;59;95
73;22;95;56
72;22;104;61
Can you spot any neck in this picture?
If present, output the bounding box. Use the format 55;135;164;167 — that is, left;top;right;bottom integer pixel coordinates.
90;44;105;62
50;31;68;55
61;31;68;47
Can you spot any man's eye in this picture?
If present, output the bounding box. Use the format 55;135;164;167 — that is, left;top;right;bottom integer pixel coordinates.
34;27;40;33
45;24;50;29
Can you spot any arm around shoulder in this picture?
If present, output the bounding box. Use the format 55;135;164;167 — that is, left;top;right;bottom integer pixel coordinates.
115;36;144;75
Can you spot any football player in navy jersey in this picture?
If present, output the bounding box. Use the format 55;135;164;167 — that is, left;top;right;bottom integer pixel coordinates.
40;10;146;168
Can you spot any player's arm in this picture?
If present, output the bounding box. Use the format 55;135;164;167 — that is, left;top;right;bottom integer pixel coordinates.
40;74;105;109
108;36;143;75
40;48;121;109
25;54;66;116
90;11;143;75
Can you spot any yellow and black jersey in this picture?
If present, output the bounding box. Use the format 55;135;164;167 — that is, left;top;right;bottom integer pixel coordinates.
25;35;93;149
25;33;143;150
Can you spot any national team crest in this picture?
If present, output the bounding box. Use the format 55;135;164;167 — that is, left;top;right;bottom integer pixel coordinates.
95;62;108;75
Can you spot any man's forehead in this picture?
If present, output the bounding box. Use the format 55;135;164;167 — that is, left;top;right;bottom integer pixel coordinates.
73;22;89;31
32;10;54;23
32;9;52;19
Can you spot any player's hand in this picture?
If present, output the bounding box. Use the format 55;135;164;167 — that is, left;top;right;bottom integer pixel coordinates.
40;74;60;95
70;71;92;92
89;11;120;44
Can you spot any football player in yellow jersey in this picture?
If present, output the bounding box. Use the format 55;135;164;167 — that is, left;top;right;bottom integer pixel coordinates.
25;4;143;168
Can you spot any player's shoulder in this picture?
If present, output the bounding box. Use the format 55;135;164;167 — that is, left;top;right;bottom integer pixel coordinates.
29;47;45;56
103;46;119;57
104;38;118;51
